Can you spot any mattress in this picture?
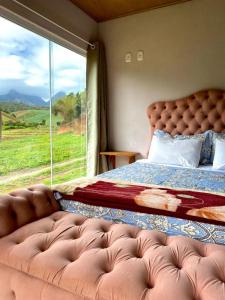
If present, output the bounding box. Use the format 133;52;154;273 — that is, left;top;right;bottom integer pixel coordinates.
57;162;225;245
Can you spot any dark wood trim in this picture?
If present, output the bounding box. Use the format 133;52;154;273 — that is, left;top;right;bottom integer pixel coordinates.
70;0;192;22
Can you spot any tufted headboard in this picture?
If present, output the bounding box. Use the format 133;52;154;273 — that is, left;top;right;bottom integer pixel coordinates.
147;89;225;136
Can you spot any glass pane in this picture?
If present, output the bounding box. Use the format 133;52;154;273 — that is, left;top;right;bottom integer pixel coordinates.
0;17;51;193
51;42;87;185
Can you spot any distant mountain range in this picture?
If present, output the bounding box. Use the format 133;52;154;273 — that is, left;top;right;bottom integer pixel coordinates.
0;89;66;107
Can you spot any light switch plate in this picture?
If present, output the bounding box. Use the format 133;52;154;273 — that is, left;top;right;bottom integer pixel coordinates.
125;52;132;63
137;50;144;61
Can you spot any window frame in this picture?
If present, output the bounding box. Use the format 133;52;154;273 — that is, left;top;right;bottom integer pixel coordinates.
0;5;87;58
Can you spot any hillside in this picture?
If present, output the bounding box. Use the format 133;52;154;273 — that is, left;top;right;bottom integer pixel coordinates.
0;89;47;107
15;109;62;126
0;101;35;113
0;90;85;127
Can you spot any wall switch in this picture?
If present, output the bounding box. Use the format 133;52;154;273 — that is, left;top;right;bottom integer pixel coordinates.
125;52;132;63
137;50;144;61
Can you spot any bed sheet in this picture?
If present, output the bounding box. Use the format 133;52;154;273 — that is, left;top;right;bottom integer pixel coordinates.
58;162;225;245
59;199;225;245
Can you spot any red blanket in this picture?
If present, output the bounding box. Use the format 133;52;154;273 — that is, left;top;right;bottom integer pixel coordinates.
60;180;225;226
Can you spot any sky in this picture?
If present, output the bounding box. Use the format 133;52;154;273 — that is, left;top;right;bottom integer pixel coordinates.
0;17;86;100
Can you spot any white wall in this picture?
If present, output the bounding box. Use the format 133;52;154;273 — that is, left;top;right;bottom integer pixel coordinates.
99;0;225;158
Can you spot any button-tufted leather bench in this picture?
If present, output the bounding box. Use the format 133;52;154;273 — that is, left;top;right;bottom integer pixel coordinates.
0;185;225;300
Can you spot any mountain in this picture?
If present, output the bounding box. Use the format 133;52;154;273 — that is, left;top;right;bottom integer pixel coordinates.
52;91;66;102
0;89;48;107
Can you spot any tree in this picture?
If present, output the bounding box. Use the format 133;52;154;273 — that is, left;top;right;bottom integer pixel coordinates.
75;92;82;119
52;93;76;124
52;92;84;124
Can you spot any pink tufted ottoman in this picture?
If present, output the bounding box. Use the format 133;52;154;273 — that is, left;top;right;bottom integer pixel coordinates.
0;185;225;300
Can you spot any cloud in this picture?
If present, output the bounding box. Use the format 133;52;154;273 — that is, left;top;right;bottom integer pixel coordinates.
0;16;86;98
0;55;25;79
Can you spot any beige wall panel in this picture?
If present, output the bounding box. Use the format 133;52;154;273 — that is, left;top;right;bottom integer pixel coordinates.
99;0;225;158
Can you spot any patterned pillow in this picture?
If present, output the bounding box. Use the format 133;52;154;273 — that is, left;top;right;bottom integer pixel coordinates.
199;130;214;165
211;132;225;164
153;130;213;165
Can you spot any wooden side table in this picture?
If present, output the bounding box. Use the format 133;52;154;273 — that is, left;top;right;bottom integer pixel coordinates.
100;151;138;169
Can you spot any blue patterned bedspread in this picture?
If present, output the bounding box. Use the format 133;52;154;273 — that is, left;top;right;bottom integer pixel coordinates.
59;162;225;245
99;162;225;193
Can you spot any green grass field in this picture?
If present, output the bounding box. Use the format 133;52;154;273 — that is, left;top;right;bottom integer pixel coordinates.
0;129;85;175
0;126;86;193
15;109;62;126
0;159;86;193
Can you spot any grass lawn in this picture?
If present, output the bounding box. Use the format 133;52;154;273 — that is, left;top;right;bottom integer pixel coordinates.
0;128;86;176
0;126;87;193
0;158;86;193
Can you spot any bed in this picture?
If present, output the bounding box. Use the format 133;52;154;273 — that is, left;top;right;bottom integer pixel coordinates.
55;89;225;245
1;89;225;300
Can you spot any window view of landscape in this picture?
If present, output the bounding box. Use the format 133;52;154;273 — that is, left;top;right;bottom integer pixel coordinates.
0;17;87;193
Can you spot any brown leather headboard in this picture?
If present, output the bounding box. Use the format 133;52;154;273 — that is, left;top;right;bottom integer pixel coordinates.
147;89;225;135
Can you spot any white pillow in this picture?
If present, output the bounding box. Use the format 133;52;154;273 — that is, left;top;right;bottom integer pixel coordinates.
148;135;202;168
213;139;225;169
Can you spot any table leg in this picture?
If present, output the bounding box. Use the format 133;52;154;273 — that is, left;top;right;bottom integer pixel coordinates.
128;156;135;164
109;156;116;169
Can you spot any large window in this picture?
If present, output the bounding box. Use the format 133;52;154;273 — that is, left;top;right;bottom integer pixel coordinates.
0;17;87;193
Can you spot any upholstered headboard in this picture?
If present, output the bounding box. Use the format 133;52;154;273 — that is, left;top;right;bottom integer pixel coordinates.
147;89;225;135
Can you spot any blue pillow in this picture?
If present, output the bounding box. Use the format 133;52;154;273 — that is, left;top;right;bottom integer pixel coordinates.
211;131;225;164
153;130;212;165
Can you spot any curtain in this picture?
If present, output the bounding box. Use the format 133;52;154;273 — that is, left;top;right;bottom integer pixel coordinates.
86;41;108;176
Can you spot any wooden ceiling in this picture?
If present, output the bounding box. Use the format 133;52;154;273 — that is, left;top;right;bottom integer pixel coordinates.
70;0;191;22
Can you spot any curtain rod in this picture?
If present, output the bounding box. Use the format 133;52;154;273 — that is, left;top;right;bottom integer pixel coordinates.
11;0;95;49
